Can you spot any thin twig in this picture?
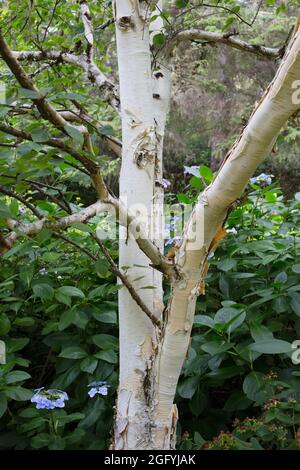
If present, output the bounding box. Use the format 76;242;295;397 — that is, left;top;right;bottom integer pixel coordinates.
0;184;42;219
91;234;161;327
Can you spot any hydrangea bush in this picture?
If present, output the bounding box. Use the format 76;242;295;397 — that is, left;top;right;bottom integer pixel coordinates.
0;173;299;449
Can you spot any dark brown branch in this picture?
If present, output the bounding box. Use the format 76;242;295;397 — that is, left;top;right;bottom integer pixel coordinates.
55;232;98;260
0;122;107;198
0;184;42;219
29;181;72;214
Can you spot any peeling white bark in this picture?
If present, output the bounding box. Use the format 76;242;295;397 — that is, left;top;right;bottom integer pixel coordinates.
151;27;300;446
113;0;160;450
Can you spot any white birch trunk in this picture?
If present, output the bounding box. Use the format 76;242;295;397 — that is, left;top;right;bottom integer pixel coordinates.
150;29;300;448
113;2;300;451
113;0;168;450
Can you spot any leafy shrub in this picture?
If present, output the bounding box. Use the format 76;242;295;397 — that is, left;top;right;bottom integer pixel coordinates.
0;177;299;449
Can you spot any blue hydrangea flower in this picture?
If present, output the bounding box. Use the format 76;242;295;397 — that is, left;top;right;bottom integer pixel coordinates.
250;173;273;186
160;178;171;189
31;388;69;410
87;381;110;398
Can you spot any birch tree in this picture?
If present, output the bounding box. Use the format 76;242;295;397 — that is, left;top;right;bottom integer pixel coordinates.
0;0;300;450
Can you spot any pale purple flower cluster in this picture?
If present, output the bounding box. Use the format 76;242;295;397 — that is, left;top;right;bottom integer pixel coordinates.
31;388;69;409
161;178;171;189
87;381;110;398
250;173;273;186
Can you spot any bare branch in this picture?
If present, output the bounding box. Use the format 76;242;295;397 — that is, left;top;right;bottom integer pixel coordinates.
92;234;161;327
166;29;283;60
55;232;98;261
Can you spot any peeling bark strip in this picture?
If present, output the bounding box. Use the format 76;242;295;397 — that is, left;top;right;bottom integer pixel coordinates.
150;26;300;447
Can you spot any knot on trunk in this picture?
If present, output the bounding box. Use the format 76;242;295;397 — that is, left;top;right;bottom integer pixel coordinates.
117;16;134;30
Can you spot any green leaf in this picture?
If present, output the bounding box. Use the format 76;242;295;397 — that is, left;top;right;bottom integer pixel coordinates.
7;338;29;353
152;33;165;47
0;313;11;335
217;258;237;272
292;264;300;274
31;127;50;143
243;371;265;402
91;308;117;324
177;193;192;204
58;309;74;330
199;165;213;183
14;317;35;327
0;392;7;418
249;339;292;354
64;125;84;146
222;16;236;31
201;341;232;356
31;433;50;449
80;356;98;373
19;265;35;287
92;334;118;350
6;371;31;384
32;283;54;300
98;125;115;136
224;390;252;411
57;286;85;298
214;307;246;333
48;436;66;450
94;349;118;364
175;0;189;7
5;386;32;401
59;346;88;359
290;293;300;316
178;376;199;399
193;315;214;328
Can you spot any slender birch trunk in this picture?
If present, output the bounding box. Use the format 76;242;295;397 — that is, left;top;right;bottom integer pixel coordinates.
113;0;168;450
113;2;300;449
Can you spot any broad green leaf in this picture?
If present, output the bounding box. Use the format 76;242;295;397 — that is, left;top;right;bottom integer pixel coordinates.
94;349;118;364
6;371;31;384
249;339;292;354
59;346;88;359
64;125;84;146
32;283;54;300
200;165;213;183
57;286;85;298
